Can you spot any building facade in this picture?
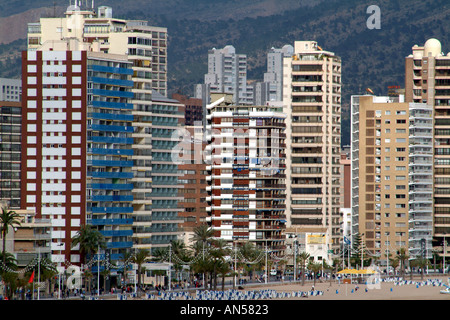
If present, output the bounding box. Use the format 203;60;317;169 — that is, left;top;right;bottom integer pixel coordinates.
195;45;253;106
21;48;135;271
263;45;294;103
172;93;203;126
351;94;433;262
0;78;22;102
0;101;22;209
283;41;342;257
25;4;184;255
177;125;209;229
205;93;287;254
405;38;450;261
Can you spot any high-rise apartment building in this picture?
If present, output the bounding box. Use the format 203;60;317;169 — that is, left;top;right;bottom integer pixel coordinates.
408;103;433;259
21;48;135;274
177;125;209;229
172;93;203;126
283;41;342;259
25;4;183;255
351;94;433;262
263;45;294;103
405;38;449;260
0;78;22;102
205;94;287;253
0;101;22;209
146;92;184;250
195;45;253;106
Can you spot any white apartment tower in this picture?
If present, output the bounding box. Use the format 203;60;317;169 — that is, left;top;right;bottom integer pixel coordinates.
195;45;253;106
264;45;294;103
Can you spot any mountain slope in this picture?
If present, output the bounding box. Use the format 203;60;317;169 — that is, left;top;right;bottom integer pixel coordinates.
1;0;450;145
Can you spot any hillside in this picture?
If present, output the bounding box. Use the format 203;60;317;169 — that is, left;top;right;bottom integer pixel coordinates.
1;0;450;145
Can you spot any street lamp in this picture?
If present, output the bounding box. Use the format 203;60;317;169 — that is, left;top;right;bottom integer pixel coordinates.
293;238;298;282
56;242;64;299
443;234;447;275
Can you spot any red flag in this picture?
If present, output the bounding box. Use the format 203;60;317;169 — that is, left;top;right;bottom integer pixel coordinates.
28;271;35;284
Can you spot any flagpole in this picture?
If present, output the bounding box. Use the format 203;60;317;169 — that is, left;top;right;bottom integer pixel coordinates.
37;247;41;300
32;271;35;300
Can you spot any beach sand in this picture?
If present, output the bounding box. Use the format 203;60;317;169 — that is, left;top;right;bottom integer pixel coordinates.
262;276;450;300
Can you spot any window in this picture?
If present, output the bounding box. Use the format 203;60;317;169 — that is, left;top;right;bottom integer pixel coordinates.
396;119;406;124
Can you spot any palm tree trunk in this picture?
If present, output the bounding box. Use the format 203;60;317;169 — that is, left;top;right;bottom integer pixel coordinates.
221;275;225;291
301;266;305;286
2;229;6;265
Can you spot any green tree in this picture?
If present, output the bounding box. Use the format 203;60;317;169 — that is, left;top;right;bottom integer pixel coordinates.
0;208;21;267
71;225;106;262
132;249;150;292
209;239;230;290
298;252;310;286
395;247;409;278
71;225;106;292
190;225;214;288
411;258;430;280
238;242;263;281
27;257;57;298
216;259;231;291
351;232;369;267
308;261;322;287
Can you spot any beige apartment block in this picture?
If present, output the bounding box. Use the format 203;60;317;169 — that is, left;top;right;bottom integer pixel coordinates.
283;41;341;261
351;94;433;263
352;95;409;262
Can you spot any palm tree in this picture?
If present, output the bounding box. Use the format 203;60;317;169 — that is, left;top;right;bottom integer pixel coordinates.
170;240;189;282
132;249;150;292
71;225;106;262
395;247;409;278
308;261;322;288
412;258;430;280
216;259;231;291
27;256;57;298
0;251;17;299
239;242;263;281
71;225;106;293
298;252;310;286
0;208;21;267
191;224;214;248
209;239;230;290
190;225;214;288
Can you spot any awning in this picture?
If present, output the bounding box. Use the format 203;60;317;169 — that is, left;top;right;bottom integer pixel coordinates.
337;268;377;275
